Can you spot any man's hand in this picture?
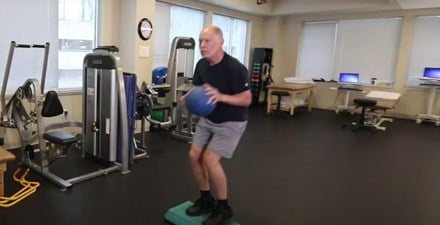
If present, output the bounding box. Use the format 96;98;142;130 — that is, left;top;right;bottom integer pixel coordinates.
204;84;223;104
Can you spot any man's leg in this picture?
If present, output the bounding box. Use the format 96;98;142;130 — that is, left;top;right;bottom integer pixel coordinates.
188;147;210;190
186;147;216;216
202;150;233;225
203;150;227;199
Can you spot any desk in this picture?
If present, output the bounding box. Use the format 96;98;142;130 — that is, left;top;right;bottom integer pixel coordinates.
266;83;315;116
0;148;15;196
331;85;364;114
417;82;440;125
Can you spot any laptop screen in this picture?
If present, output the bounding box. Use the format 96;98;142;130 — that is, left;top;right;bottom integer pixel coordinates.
423;67;440;79
339;73;359;83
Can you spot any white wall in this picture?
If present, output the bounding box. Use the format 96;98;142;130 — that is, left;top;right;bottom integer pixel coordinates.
264;8;440;119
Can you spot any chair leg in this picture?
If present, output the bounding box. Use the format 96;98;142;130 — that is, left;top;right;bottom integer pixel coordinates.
352;106;376;132
276;96;282;111
359;107;366;126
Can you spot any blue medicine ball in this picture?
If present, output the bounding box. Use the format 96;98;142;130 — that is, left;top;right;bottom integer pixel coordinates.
152;67;167;85
185;86;216;117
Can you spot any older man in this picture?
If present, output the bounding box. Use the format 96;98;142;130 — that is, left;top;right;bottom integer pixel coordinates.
184;25;251;225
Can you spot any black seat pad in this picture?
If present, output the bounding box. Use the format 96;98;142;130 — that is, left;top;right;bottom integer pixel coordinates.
271;91;290;96
43;131;78;145
354;98;377;107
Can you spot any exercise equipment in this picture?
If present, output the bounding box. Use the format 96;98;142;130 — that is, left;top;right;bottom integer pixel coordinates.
1;77;81;189
125;76;156;158
185;86;216;117
167;37;197;141
141;82;174;131
152;66;168;85
0;42;144;189
0;41;82;189
0;167;40;208
250;48;273;105
164;201;240;225
0;41;50;145
83;45;144;173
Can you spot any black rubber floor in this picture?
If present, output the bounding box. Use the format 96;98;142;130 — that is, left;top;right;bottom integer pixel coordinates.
1;105;440;225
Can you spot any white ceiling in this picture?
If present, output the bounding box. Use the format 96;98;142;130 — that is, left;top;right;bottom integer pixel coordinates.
193;0;440;16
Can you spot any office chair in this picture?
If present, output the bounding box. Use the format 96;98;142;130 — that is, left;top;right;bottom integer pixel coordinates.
343;91;401;132
343;98;377;132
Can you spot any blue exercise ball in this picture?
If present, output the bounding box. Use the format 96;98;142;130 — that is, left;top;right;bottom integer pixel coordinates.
185;86;216;117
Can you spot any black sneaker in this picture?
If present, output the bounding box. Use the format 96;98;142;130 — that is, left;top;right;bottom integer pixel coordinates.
186;197;215;216
202;206;233;225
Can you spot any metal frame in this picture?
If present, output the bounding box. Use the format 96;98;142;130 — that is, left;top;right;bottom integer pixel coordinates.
167;37;197;141
0;43;137;190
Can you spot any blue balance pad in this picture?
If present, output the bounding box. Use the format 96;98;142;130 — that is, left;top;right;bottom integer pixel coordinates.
164;201;240;225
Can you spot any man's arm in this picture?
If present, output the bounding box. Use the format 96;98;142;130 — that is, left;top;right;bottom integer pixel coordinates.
204;84;251;107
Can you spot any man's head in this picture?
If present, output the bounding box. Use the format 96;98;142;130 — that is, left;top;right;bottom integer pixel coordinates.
199;25;224;64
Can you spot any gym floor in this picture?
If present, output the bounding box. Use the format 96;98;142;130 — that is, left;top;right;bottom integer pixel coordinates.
1;105;440;225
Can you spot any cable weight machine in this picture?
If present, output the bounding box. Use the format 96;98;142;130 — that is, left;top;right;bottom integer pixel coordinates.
167;37;196;141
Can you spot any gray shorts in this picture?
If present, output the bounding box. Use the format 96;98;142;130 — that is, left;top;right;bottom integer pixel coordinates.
191;117;247;158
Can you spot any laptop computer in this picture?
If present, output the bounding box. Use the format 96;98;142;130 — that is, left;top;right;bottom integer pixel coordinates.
338;72;360;85
420;67;440;81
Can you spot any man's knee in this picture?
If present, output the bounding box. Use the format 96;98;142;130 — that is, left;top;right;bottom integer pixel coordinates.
202;150;221;167
188;147;203;163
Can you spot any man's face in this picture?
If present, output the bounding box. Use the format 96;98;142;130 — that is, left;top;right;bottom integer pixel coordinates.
199;29;223;59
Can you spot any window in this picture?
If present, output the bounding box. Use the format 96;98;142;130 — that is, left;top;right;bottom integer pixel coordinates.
0;0;98;93
297;21;337;79
0;0;56;92
170;6;204;65
153;3;204;70
407;16;440;86
297;18;402;84
212;14;248;64
58;0;98;89
153;3;250;71
152;2;172;70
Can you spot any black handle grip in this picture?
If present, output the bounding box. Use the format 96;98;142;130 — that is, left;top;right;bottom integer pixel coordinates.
16;44;31;48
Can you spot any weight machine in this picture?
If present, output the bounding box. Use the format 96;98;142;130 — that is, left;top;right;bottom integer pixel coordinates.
167;37;196;141
0;41;82;189
0;42;143;190
142;37;196;141
82;45;147;177
0;42;50;144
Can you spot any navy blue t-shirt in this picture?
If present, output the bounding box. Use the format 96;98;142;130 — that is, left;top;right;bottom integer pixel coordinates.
193;53;249;123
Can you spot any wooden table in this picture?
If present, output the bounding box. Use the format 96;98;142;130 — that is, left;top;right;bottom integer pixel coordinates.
0;148;15;196
266;83;315;116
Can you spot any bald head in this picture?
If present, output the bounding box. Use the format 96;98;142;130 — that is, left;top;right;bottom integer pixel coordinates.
204;25;223;39
199;25;225;65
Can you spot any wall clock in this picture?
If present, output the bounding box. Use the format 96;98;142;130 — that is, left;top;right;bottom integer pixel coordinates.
138;18;153;41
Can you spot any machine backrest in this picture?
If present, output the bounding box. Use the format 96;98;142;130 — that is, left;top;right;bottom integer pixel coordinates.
42;91;64;117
